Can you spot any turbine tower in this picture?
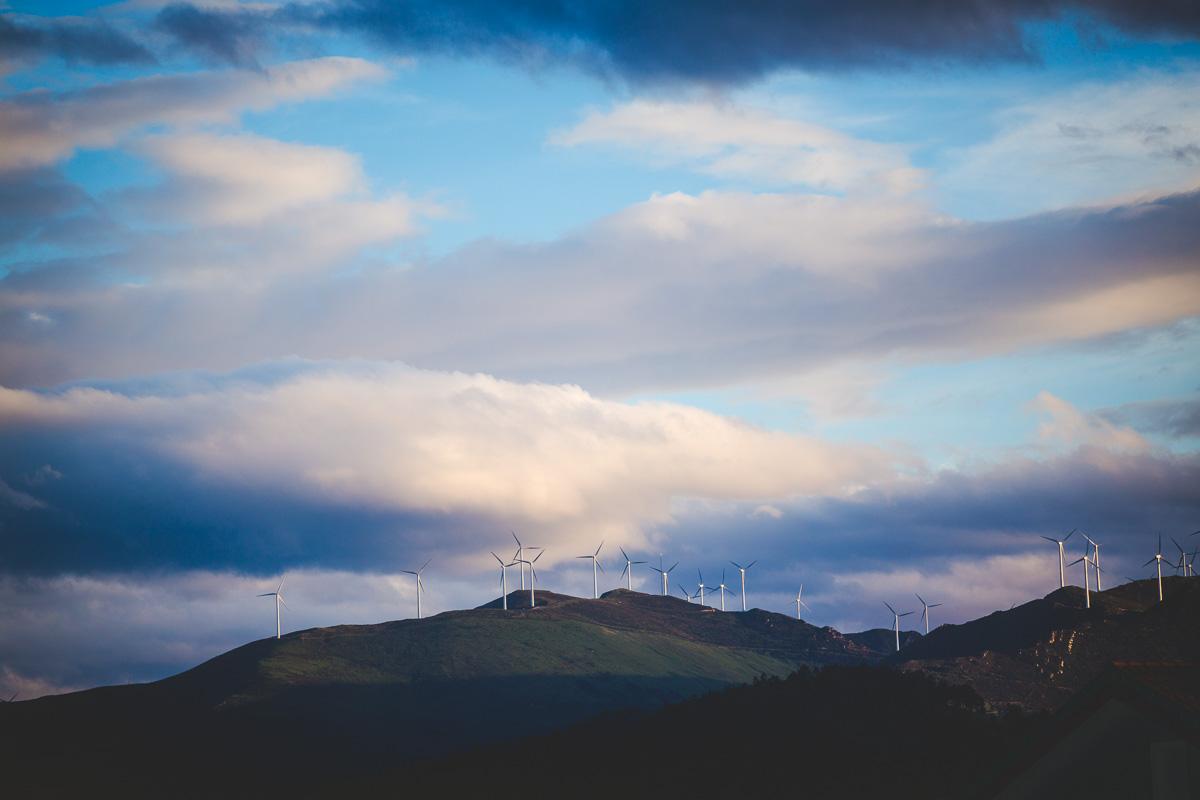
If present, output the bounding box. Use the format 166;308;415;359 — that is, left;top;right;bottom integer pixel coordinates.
715;570;735;611
648;556;678;596
1040;529;1076;588
1067;553;1099;609
256;576;288;640
619;547;646;591
511;531;542;592
730;560;756;611
515;550;544;608
576;540;605;599
1144;535;1167;602
794;585;810;620
915;593;942;635
1082;533;1102;591
696;570;707;607
491;551;516;610
884;601;913;652
1170;538;1194;578
401;560;430;619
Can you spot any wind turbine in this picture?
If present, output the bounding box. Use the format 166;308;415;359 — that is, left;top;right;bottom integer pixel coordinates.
1082;533;1102;591
1067;553;1099;609
256;577;288;640
401;560;430;619
511;531;542;592
696;570;707;607
730;560;756;611
516;550;544;608
884;602;914;652
1170;538;1194;578
678;585;694;603
618;547;646;591
2;693;17;702
794;585;810;620
576;540;605;599
648;556;678;596
492;551;516;610
715;570;735;611
1040;529;1076;588
1144;535;1167;601
915;593;942;635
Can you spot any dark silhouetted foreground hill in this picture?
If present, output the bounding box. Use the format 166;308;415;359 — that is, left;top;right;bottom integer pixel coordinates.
357;665;1034;800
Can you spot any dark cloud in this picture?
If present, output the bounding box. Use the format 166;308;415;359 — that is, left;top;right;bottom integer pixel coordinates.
0;169;115;249
153;4;268;68
0;14;154;67
152;0;1200;82
1100;396;1200;438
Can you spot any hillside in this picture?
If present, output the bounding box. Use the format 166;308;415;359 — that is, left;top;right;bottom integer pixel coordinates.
356;665;1034;799
846;626;923;654
0;588;874;797
897;576;1200;711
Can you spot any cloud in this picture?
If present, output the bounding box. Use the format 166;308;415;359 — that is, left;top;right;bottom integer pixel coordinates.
1030;390;1150;453
0;56;386;171
129;132;372;226
942;70;1200;217
0;361;892;575
551;99;923;194
0;13;154;68
153;1;1200;84
1099;396;1200;438
4;180;1198;392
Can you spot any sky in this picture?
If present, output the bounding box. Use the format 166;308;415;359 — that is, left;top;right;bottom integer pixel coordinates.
1;0;1198;698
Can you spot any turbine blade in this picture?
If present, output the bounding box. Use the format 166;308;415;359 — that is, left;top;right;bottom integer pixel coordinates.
595;541;604;557
915;593;926;606
277;577;285;593
1063;529;1076;542
899;611;914;618
883;601;896;614
420;559;431;572
512;531;521;547
620;563;629;578
619;546;630;561
930;603;943;608
667;562;678;573
532;551;544;563
256;593;274;597
1040;536;1058;543
597;561;605;573
1143;557;1157;566
492;552;503;565
730;561;742;570
746;561;757;570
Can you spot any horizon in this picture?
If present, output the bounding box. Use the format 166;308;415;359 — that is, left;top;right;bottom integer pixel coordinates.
1;0;1198;700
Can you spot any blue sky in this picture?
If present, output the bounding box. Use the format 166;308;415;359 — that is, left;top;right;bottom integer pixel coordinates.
1;0;1198;697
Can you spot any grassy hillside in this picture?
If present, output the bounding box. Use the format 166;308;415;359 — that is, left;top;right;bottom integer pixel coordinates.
0;588;871;797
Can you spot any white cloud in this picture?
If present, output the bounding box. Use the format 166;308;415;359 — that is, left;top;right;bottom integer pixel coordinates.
1029;391;1150;454
0;363;892;562
551;98;924;194
132;132;366;226
942;70;1200;218
0;56;386;170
